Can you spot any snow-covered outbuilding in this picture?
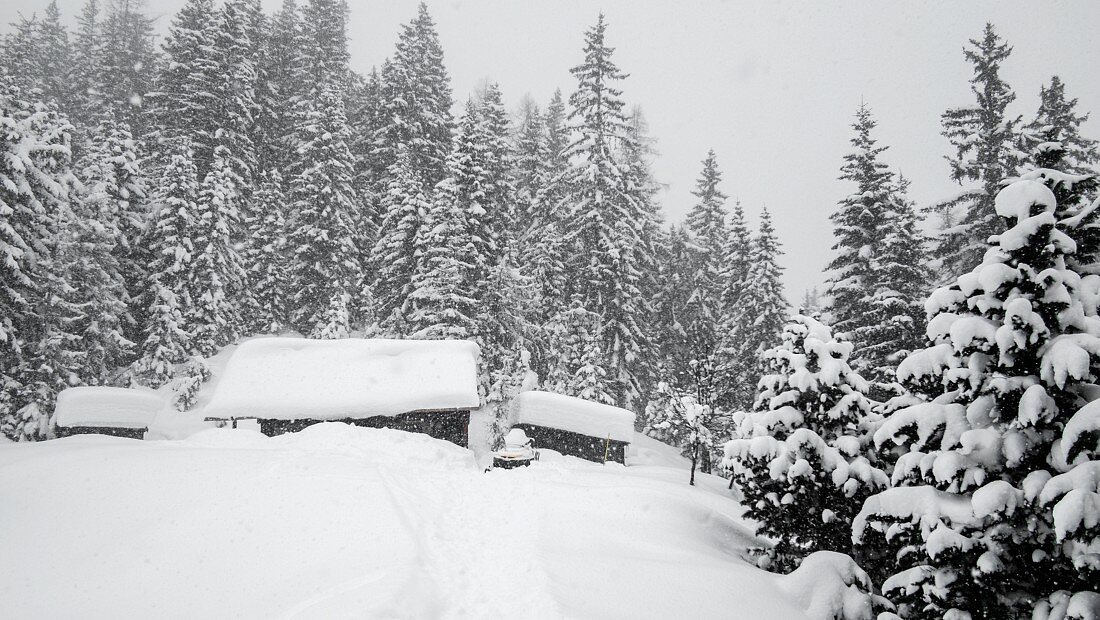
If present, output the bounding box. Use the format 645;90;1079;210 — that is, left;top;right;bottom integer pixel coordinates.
203;338;481;446
54;387;165;439
511;391;635;464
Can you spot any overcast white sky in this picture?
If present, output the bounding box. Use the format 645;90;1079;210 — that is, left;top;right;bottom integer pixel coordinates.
6;0;1100;301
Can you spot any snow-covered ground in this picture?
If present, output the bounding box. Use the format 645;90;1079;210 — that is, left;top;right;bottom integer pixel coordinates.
0;423;867;619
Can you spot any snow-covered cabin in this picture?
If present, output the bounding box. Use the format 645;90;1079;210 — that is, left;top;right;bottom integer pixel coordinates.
203;338;481;446
54;387;164;439
511;391;635;464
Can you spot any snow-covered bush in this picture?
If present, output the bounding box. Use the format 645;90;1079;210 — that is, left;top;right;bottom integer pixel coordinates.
723;315;886;571
645;381;714;484
855;171;1100;618
778;551;893;620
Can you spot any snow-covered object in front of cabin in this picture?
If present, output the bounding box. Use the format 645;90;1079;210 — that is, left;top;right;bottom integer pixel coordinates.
776;551;883;620
54;387;165;429
503;428;532;450
858;173;1100;617
203;338;481;420
512;391;634;443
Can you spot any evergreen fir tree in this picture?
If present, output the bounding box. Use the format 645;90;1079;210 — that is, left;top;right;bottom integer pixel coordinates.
131;138;197;388
1025;75;1099;174
859;176;930;396
189;144;244;355
98;0;157;137
246;169;289;333
256;0;305;176
285;85;359;338
370;146;428;335
149;0;219;170
719;206;788;410
543;296;613;405
855;171;1100;618
934;23;1024;279
36;1;74;114
682;149;728;380
560;14;655;409
0;77;82;440
300;0;349;92
725;315;886;571
71;0;106;128
478;82;516;252
78;116;148;348
373;3;454;189
825;104;929;397
406;177;478;340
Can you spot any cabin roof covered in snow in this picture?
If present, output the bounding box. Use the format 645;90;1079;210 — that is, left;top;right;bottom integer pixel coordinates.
512;391;635;443
203;338;481;421
55;387;164;428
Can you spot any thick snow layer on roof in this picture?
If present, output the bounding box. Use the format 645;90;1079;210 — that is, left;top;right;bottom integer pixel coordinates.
203;337;480;420
512;391;635;443
54;387;164;428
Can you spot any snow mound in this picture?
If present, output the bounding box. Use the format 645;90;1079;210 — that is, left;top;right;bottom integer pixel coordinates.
0;421;814;619
54;386;165;428
777;551;879;620
512;390;635;443
204;337;481;420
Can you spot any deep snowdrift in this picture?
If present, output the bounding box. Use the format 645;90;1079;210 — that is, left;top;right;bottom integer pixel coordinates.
1;425;859;619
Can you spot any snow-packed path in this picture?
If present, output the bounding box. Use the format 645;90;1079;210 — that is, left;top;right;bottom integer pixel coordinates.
0;425;816;619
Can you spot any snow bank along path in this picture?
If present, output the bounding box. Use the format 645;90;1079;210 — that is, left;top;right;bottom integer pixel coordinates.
1;425;825;619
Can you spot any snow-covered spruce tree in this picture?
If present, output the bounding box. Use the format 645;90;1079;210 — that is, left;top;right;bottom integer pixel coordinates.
854;173;1100;618
521;89;572;347
131;138;197;389
254;0;306;176
858;176;930;396
543;295;614;405
646;381;715;485
372;2;454;190
719;206;789;411
559;14;656;409
680;150;729;381
406;177;477;340
77;116;149;347
724;315;887;572
0;78;83;440
1025;76;1098;175
300;0;349;92
650;225;695;392
33;2;75;116
511;97;546;240
208;0;261;191
189;144;244;356
477;82;516;252
97;0;157;137
148;0;219;170
246;169;289;333
825;104;895;353
70;0;107;129
370;146;429;335
826;105;929;397
934;23;1025;280
286;85;359;339
68;125;143;384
